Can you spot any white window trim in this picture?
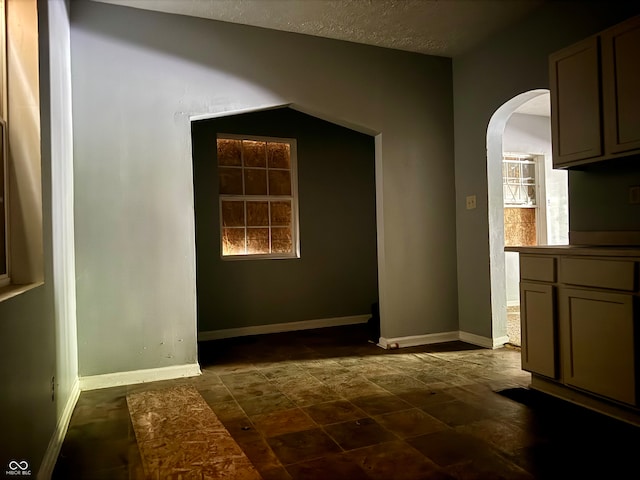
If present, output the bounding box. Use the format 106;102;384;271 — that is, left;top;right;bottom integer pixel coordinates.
217;133;300;261
0;0;8;288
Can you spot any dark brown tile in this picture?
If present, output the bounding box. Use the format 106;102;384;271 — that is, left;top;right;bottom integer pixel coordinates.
236;437;283;473
259;466;293;480
267;428;341;465
421;399;495;427
455;418;538;456
366;374;428;395
407;430;498;467
323;417;397;450
398;388;457;408
442;452;534;479
286;453;370;480
237;392;296;416
345;440;447;480
221;417;263;444
199;385;234;405
302;400;364;425
251;408;316;437
375;408;450;438
209;399;247;422
350;393;413;416
283;384;342;406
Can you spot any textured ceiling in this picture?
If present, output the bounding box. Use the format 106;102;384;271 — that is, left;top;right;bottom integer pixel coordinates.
91;0;545;57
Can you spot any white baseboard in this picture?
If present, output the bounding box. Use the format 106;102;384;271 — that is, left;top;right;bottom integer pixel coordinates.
459;331;509;349
79;363;202;391
378;331;459;349
378;331;509;350
37;378;81;480
198;315;370;342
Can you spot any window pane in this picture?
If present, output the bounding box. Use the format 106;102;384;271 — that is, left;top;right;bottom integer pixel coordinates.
522;163;536;181
247;201;269;226
247;228;270;254
221;201;245;227
267;142;290;169
244;168;268;195
271;227;292;254
243;140;266;167
222;228;246;255
217;138;242;166
270;201;291;226
219;167;243;195
268;170;292;196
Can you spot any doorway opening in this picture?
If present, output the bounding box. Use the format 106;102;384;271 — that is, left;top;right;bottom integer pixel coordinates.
487;90;568;348
191;106;380;347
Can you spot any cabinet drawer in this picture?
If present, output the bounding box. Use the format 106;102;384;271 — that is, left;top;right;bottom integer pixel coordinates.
559;257;636;291
520;255;556;283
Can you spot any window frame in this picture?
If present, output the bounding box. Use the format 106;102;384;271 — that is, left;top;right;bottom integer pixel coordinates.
0;0;8;288
217;133;300;261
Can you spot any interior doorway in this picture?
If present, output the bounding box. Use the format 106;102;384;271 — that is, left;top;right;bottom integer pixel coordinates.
487;90;568;348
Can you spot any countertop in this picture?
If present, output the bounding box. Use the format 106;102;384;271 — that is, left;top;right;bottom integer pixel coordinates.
504;245;640;257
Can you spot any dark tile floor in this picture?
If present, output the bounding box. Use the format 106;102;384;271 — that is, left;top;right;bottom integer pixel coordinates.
53;324;640;479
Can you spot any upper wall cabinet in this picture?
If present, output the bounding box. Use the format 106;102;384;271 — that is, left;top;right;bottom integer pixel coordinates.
550;15;640;169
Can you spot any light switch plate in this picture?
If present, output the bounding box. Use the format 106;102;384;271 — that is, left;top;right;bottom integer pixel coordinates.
629;186;640;205
466;195;477;210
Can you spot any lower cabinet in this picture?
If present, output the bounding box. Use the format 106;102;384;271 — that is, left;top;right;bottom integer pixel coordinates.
518;253;638;409
559;288;636;405
520;282;557;379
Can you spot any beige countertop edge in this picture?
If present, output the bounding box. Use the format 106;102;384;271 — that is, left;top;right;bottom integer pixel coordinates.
504;245;640;256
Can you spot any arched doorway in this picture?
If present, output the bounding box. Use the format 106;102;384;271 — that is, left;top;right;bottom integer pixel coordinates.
486;90;568;347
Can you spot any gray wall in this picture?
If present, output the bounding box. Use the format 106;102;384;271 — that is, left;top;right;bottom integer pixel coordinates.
193;108;378;332
453;1;640;338
569;156;640;232
1;0;78;474
70;0;456;375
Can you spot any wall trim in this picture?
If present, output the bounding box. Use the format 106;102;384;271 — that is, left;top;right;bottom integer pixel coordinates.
37;378;80;480
79;363;202;391
198;315;370;342
459;331;509;349
378;332;459;349
378;331;509;350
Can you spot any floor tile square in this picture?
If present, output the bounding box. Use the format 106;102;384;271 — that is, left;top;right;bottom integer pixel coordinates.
323;417;397;450
302;400;364;425
267;428;341;465
375;408;450;438
251;408;316;437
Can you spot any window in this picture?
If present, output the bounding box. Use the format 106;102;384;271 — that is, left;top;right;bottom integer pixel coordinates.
217;135;299;259
502;153;537;206
503;153;541;247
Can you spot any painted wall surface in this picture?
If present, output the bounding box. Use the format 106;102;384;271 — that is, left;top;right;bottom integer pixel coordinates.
453;1;640;338
0;0;78;474
70;0;456;375
502;112;567;305
569;156;640;232
46;0;79;428
193;108;378;332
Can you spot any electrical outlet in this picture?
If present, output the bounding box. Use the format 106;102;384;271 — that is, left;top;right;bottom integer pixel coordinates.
466;195;477;210
630;186;640;205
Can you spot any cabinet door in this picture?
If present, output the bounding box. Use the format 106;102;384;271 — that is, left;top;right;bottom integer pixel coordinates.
550;36;603;167
602;15;640;155
520;282;557;379
559;288;635;405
